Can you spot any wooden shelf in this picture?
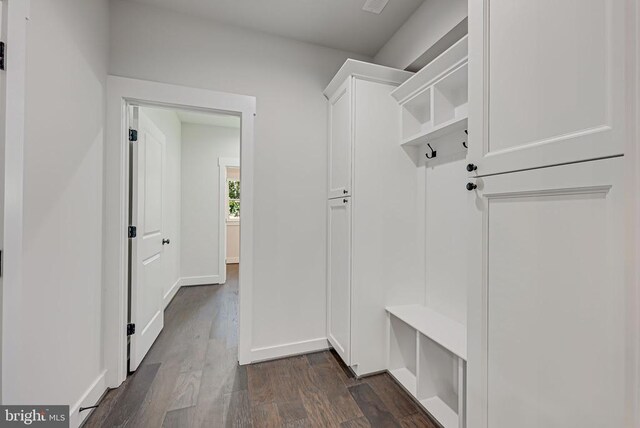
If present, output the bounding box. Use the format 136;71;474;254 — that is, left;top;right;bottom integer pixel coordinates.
386;305;467;360
401;116;468;147
421;396;459;428
389;368;417;396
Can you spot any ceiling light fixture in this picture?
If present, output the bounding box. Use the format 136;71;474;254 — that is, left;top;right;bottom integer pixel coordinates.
362;0;389;14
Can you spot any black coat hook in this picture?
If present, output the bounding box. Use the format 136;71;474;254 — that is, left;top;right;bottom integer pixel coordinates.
425;143;437;159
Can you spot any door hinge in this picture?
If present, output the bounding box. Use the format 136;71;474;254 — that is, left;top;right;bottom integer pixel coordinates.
0;42;5;71
128;225;137;238
127;323;135;336
129;128;138;142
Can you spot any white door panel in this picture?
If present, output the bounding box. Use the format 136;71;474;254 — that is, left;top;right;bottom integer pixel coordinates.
468;0;627;176
328;79;352;199
327;197;351;364
467;157;625;428
130;109;166;371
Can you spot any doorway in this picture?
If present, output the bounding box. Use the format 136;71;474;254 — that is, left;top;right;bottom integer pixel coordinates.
105;76;256;388
127;103;242;372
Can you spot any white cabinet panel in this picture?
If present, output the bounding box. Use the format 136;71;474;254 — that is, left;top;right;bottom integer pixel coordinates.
327;197;351;364
328;79;352;199
468;0;627;175
467;157;625;428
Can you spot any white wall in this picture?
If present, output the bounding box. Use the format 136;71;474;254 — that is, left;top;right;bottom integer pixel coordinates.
181;124;239;283
374;0;468;70
109;0;371;353
140;107;182;303
227;167;240;263
10;0;109;425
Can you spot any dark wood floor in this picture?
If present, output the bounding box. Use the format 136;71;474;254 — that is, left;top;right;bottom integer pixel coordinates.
84;264;437;427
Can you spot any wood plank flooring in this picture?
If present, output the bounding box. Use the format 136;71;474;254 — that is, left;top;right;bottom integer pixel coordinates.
84;264;438;427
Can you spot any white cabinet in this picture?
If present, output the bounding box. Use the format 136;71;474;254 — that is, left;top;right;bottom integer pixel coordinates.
468;0;627;176
327;197;351;364
466;157;626;428
328;79;352;199
324;60;422;377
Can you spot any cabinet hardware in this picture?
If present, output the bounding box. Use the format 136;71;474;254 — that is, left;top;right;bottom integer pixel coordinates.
466;182;477;191
467;163;477;172
343;189;348;194
343;199;348;203
162;239;170;245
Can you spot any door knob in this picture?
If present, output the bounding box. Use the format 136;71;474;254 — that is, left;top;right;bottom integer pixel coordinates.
466;182;477;191
466;163;477;172
343;189;348;194
162;238;171;245
343;199;348;203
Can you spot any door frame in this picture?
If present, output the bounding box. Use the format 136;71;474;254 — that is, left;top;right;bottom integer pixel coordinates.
1;0;29;402
104;76;256;388
218;157;240;283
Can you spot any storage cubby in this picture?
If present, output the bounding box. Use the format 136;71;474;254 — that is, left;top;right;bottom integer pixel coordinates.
389;314;418;395
433;64;468;127
402;87;432;140
386;305;467;427
418;334;464;428
392;36;468;148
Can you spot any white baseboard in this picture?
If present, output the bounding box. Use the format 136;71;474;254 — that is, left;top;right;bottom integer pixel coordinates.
226;257;239;264
163;278;181;309
249;338;330;363
70;369;107;428
180;275;221;287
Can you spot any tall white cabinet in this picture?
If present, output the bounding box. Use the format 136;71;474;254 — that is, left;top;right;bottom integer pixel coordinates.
324;60;422;377
466;0;635;427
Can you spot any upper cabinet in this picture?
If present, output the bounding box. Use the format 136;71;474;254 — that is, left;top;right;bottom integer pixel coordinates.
325;60;413;199
468;0;627;176
328;79;352;199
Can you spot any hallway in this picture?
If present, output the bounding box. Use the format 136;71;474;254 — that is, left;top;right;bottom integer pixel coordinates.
84;264;437;427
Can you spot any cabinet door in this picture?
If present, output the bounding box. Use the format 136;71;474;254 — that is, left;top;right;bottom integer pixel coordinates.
466;157;625;428
468;0;627;176
328;78;352;199
327;197;351;365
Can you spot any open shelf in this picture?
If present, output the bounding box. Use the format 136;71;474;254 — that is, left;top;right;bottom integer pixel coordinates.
389;315;418;396
386;305;466;360
392;36;468;149
401;116;468;147
421;396;459;428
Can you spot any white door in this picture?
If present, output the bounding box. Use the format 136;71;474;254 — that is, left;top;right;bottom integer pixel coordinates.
466;157;625;428
129;108;166;371
468;0;627;176
327;197;351;365
328;78;352;199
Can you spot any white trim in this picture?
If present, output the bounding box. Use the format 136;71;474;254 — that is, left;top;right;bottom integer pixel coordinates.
218;157;240;286
163;278;181;309
180;275;221;287
105;76;256;388
69;369;107;428
226;257;239;264
250;338;330;363
1;0;29;402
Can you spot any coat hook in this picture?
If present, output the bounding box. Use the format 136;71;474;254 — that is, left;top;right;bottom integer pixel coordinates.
425;143;437;159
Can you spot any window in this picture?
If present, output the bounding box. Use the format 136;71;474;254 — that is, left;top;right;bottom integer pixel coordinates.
228;178;240;220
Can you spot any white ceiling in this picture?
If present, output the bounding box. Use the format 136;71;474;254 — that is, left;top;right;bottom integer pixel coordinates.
176;110;241;128
126;0;424;56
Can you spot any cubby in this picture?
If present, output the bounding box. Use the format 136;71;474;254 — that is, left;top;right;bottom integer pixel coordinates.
392;36;468;149
387;305;466;428
433;64;468;127
389;315;418;396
